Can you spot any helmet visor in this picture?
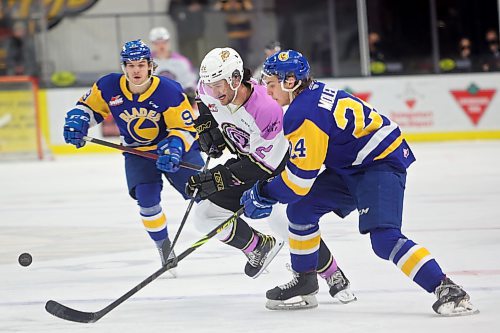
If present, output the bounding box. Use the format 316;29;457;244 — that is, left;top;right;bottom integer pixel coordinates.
200;80;228;99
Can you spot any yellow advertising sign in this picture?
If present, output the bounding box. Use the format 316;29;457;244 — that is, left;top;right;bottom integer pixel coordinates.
0;90;38;154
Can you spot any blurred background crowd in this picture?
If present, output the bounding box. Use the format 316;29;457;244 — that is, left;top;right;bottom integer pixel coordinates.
0;0;498;87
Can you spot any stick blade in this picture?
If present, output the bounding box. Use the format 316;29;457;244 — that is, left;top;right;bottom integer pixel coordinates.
45;300;99;323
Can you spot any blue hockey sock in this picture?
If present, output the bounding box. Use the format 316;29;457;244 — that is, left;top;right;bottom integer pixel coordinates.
370;228;445;293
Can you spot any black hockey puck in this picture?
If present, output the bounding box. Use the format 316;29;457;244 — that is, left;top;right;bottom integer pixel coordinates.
18;253;32;267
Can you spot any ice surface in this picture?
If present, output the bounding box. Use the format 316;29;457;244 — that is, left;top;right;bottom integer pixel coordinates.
1;141;499;332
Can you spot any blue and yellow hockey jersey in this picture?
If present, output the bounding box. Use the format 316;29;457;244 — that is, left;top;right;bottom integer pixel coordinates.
74;73;197;152
264;81;416;203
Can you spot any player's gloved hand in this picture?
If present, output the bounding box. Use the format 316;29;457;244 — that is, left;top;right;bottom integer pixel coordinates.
63;109;90;148
157;137;184;173
240;181;278;219
194;114;226;158
186;164;233;199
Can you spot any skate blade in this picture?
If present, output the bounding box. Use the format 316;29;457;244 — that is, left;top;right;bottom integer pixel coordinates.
436;300;479;317
334;289;357;304
252;239;285;279
266;295;318;310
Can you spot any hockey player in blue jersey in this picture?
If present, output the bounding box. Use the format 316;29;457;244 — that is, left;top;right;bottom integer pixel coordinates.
63;40;204;270
240;50;477;315
185;47;355;304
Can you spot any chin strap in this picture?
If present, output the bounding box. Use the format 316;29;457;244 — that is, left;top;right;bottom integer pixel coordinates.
281;80;302;104
229;79;242;104
225;79;244;113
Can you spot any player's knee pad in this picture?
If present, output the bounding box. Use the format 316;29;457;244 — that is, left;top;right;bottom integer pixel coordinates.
370;228;406;260
286;204;320;230
135;183;162;208
191;199;234;239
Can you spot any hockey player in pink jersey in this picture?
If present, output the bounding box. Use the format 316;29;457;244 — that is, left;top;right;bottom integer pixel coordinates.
186;47;356;305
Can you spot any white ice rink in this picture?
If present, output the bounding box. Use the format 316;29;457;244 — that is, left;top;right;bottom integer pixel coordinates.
1;141;499;332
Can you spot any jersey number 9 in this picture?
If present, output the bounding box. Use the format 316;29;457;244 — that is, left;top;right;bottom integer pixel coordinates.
181;109;194;126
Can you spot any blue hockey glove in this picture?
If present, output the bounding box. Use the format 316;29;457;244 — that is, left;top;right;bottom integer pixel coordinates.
240;181;278;219
63;109;90;148
157;137;184;173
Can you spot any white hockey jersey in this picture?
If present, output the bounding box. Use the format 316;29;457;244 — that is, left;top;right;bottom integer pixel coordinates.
154;52;197;91
198;80;288;173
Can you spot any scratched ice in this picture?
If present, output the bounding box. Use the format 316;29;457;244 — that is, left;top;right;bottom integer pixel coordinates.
1;141;499;332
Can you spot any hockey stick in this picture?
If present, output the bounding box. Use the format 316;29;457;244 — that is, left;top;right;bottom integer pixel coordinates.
82;136;203;171
45;207;244;323
168;156;211;261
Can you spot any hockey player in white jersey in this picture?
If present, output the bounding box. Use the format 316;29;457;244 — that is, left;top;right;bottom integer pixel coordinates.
185;47;356;304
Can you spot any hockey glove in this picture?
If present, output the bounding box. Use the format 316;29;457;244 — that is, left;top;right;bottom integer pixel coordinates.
186;164;233;199
240;181;278;219
157;137;184;173
63;109;90;148
194;114;226;158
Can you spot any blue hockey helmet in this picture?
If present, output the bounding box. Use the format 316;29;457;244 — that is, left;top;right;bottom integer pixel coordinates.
262;50;310;82
120;39;152;63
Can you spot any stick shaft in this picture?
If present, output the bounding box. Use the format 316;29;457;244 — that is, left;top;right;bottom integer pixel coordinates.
83;136;202;171
45;207;244;323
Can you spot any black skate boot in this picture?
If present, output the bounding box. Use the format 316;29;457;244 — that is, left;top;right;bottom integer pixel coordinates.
244;233;284;279
158;238;178;278
432;277;478;316
325;267;357;304
266;271;319;310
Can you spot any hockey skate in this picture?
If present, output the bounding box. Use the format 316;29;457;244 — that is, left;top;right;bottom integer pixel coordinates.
158;238;178;278
266;271;319;310
244;233;284;279
432;277;478;316
325;267;357;304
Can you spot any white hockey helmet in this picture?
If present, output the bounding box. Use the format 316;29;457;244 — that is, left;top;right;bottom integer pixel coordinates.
199;47;244;86
149;27;170;41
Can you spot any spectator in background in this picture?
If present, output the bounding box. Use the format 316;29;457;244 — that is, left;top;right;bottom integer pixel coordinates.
368;31;403;75
439;37;476;73
214;0;254;65
168;0;208;67
481;29;500;72
149;26;198;105
264;41;281;58
0;3;12;39
253;41;281;78
5;21;36;76
0;5;13;75
368;32;387;75
455;37;474;72
369;32;385;62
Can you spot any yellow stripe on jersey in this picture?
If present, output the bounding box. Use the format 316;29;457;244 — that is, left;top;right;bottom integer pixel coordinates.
142;212;167;232
138;76;160;102
79;82;111;119
119;75;161;102
285;119;328;171
119;75;133;101
397;245;432;278
281;166;315;196
374;134;403;161
163;96;197;150
168;129;196;151
289;230;321;255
